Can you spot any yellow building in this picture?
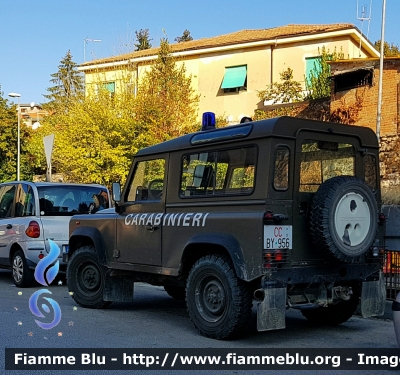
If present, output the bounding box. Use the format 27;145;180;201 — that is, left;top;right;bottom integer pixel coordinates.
79;23;379;124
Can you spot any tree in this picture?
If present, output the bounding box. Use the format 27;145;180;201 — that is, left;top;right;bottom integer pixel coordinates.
374;40;400;57
27;39;199;186
43;50;84;110
175;29;193;43
134;38;199;144
257;67;304;104
28;82;139;186
305;46;344;100
134;29;152;51
0;88;33;181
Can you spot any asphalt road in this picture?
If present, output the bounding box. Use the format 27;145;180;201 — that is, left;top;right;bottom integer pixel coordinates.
0;268;398;375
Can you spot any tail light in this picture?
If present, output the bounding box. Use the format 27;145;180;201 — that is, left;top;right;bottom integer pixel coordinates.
25;221;40;238
378;213;386;224
263;249;287;269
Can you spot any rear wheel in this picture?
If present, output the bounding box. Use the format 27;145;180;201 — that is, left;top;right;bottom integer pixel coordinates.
186;254;252;340
12;250;36;287
67;247;112;309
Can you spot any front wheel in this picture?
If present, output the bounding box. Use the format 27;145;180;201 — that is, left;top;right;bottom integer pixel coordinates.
186;254;252;339
67;247;112;309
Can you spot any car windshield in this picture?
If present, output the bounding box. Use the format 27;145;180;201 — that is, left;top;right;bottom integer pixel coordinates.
38;186;109;216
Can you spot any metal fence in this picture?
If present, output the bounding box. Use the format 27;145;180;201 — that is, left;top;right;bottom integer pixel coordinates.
384;250;400;300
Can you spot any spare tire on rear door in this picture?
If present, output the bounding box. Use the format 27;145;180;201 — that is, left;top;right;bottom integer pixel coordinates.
310;176;378;263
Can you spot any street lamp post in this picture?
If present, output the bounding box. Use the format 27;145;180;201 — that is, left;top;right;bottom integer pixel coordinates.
83;38;102;62
376;0;387;142
8;92;21;181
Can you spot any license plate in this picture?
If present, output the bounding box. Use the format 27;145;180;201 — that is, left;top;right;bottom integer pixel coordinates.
62;245;69;254
264;225;292;249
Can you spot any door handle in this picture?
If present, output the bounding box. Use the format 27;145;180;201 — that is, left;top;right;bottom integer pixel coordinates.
145;225;159;231
6;224;12;229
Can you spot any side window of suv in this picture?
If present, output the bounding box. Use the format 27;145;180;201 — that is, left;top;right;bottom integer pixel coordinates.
0;185;16;218
15;184;35;217
180;146;256;197
365;154;377;192
273;145;290;191
126;159;166;202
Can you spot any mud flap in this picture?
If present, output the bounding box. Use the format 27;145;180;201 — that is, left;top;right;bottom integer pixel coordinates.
360;271;386;318
103;271;134;302
256;287;286;331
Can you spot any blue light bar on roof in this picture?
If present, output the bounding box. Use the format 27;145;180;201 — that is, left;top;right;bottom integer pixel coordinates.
201;112;216;131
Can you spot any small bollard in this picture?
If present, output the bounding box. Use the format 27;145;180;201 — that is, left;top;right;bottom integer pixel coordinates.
393;292;400;347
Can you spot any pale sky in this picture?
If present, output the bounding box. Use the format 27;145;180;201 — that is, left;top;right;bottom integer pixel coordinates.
1;0;398;105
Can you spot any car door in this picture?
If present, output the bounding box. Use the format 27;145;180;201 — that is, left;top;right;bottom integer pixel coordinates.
115;155;167;266
291;131;361;263
0;184;16;266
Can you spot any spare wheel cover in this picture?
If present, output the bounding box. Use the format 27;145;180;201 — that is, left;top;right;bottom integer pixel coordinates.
310;176;378;263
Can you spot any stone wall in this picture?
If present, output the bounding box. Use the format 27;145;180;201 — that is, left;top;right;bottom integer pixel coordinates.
380;134;400;188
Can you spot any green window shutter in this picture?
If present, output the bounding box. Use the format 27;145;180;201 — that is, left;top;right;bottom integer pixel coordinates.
221;66;247;89
305;57;321;81
103;82;115;93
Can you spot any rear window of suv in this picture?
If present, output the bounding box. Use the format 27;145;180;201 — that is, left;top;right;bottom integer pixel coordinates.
299;140;355;192
38;186;109;216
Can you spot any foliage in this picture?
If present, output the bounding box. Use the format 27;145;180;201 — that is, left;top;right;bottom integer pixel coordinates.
43;50;84;111
134;37;200;144
257;68;304;104
374;40;400;57
0;90;34;182
253;105;303;121
135;29;152;51
28;84;138;186
305;47;344;100
27;41;199;186
328;89;365;125
175;29;193;43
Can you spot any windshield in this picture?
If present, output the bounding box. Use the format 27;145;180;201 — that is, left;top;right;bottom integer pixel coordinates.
38;186;109;216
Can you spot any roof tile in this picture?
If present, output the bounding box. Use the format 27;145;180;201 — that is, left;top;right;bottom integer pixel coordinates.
81;23;355;67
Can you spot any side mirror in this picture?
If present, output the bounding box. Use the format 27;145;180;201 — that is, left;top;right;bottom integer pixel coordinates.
112;182;121;203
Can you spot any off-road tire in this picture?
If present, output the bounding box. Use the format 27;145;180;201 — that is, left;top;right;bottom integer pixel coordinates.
164;285;186;301
12;250;36;288
67;246;112;309
301;294;360;325
310;176;378;263
186;254;252;340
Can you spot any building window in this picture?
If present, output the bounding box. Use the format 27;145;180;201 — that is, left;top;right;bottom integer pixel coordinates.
221;65;247;93
103;82;115;93
333;69;373;93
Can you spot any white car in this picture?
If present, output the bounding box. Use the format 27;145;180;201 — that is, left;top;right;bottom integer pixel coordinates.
0;181;110;287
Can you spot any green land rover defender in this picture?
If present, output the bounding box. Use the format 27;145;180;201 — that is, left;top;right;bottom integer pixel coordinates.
66;115;386;339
